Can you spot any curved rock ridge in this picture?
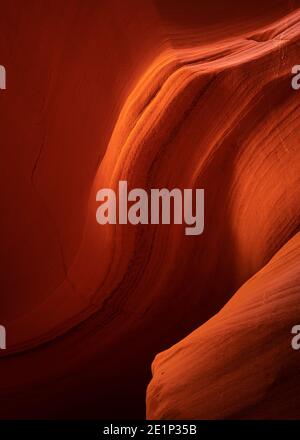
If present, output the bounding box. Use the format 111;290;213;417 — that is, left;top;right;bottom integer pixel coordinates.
147;232;300;419
5;5;300;352
0;0;299;419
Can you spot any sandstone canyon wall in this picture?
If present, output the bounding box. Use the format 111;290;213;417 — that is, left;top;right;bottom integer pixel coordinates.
0;0;299;419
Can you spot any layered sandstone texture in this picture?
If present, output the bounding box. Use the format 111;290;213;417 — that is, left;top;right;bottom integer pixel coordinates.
0;0;299;419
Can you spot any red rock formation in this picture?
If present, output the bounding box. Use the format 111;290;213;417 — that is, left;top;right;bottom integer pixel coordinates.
147;232;300;419
0;0;299;419
146;6;300;419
